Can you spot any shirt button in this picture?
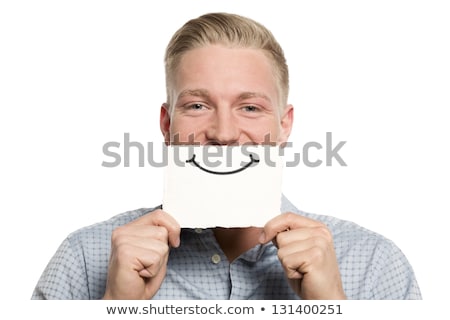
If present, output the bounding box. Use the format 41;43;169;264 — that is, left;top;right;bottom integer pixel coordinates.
211;253;221;264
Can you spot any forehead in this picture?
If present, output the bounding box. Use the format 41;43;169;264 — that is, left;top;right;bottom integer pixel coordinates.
171;45;280;103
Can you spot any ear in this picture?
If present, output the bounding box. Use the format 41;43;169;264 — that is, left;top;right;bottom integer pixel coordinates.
160;103;171;145
278;104;294;146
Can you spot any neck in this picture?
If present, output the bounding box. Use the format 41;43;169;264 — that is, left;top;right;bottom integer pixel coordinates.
213;227;262;262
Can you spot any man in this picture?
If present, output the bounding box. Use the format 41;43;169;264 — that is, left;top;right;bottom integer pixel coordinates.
32;12;421;300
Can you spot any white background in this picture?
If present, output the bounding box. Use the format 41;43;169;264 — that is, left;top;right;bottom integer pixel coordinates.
1;0;449;313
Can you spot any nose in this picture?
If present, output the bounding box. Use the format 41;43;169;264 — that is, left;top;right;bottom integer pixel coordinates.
205;108;240;145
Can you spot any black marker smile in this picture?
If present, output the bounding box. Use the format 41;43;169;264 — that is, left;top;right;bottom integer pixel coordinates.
186;154;260;175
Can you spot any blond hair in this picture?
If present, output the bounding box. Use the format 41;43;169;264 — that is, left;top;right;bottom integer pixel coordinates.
164;12;289;109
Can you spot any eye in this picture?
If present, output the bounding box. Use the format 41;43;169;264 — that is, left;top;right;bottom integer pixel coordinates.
189;103;205;110
178;102;210;116
242;105;259;112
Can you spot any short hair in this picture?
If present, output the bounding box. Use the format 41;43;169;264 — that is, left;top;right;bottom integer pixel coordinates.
164;12;289;110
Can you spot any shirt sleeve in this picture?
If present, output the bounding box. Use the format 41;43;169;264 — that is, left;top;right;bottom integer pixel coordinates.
31;237;90;300
370;239;422;299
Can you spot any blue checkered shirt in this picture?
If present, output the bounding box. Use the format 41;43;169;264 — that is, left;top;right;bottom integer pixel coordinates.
31;196;421;299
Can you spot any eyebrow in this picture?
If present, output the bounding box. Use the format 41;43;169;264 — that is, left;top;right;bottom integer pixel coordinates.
237;92;271;103
177;89;271;103
177;89;210;100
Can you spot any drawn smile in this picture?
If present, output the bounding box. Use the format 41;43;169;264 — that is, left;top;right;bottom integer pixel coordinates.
186;154;260;175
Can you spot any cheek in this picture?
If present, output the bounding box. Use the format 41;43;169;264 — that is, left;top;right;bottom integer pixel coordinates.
169;118;204;141
242;119;281;142
170;115;281;143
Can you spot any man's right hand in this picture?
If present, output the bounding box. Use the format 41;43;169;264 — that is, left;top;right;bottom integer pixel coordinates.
102;209;181;300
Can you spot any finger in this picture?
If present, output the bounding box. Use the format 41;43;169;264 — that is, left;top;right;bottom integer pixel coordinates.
112;225;171;246
113;233;171;255
281;250;309;280
277;236;330;261
129;209;179;229
278;244;327;279
113;242;169;279
259;212;324;243
139;255;168;278
135;248;167;278
137;247;170;278
275;226;332;248
127;209;181;247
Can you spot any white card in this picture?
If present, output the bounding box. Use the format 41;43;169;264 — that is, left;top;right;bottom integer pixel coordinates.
162;145;283;228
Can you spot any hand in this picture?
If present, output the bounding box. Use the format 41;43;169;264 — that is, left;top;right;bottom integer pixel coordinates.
259;212;346;300
103;209;180;299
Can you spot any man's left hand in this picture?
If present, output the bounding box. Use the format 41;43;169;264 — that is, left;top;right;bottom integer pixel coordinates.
259;212;346;300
